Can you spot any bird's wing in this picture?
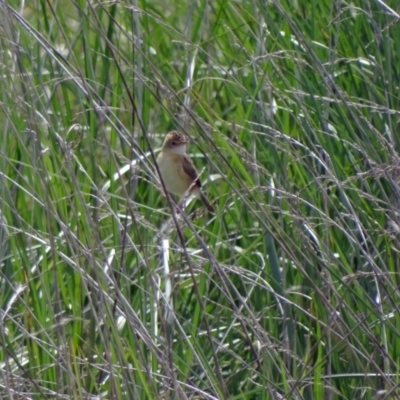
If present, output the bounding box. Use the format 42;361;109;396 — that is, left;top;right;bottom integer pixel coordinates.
182;155;201;188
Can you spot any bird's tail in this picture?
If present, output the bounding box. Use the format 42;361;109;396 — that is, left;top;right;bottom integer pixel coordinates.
200;191;215;214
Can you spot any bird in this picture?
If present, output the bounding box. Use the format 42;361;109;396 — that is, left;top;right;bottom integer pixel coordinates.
156;131;214;213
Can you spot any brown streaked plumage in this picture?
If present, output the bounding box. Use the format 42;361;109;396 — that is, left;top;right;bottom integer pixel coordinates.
156;131;214;213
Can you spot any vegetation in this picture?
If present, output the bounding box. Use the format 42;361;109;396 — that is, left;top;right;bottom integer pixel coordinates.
1;0;400;398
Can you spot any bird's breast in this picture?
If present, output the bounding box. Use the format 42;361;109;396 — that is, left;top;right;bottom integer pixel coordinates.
157;153;192;196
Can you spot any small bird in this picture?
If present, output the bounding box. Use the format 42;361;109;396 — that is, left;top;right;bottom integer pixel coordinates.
156;131;214;213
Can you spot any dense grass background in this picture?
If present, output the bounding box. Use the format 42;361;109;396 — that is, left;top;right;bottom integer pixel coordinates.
1;0;400;398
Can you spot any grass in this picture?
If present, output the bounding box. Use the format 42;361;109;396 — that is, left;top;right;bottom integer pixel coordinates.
1;0;400;398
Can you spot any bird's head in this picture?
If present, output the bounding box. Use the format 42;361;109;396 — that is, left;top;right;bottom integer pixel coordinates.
161;131;189;155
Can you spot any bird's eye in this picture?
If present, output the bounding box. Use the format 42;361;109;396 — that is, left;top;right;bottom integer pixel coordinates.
171;141;176;146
